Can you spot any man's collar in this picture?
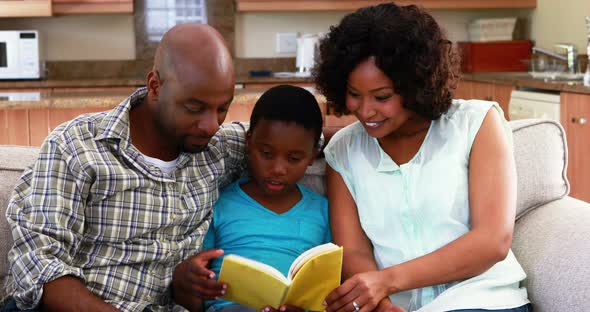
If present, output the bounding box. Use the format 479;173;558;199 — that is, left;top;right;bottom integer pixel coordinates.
95;87;148;145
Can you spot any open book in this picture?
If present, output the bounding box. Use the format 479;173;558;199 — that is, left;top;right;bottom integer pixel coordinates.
218;242;343;311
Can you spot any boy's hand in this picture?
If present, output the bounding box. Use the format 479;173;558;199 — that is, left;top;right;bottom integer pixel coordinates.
172;249;226;310
260;305;304;312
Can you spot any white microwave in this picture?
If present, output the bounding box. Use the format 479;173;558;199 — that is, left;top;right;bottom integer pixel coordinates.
0;30;42;80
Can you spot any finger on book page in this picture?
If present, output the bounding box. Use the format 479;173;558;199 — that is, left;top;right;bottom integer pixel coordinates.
278;304;305;312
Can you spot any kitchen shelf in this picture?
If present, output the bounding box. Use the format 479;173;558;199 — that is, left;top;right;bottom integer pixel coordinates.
52;0;133;15
0;0;52;17
236;0;536;12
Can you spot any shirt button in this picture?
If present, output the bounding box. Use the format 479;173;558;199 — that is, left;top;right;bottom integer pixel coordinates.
171;214;176;221
167;251;174;257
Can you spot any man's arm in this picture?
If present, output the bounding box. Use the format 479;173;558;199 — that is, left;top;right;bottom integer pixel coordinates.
6;138;113;311
42;276;118;312
216;122;248;188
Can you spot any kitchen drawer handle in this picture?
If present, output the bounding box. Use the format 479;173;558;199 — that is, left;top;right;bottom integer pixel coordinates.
571;117;587;125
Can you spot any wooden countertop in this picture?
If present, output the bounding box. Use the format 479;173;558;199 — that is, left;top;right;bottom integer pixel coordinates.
462;72;590;95
1;72;589;110
0;75;312;90
0;88;325;110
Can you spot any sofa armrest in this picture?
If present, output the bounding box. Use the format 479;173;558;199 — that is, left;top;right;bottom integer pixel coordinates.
512;196;590;312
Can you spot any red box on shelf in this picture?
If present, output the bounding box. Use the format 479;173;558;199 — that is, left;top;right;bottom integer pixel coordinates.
458;40;533;73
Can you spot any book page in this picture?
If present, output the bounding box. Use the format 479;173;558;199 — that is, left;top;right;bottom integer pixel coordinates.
288;242;339;280
224;254;289;284
218;254;290;310
283;245;343;311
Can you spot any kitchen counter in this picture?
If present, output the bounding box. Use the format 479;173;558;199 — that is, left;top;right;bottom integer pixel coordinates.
0;75;312;90
0;87;325;110
462;72;590;95
1;72;589;110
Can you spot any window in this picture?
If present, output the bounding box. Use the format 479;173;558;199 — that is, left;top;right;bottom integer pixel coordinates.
145;0;208;42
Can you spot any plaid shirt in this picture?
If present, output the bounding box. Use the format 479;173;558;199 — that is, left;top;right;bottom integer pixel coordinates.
5;88;247;312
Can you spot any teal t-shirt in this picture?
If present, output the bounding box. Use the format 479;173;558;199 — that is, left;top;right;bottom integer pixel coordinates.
203;178;331;311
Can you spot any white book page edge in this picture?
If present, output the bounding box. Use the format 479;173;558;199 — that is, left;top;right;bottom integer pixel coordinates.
225;254;290;285
287;242;339;280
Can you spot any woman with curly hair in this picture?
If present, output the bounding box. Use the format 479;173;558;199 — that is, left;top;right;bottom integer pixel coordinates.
316;3;531;312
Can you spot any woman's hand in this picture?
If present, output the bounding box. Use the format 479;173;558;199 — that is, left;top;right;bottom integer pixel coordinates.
324;271;393;312
260;305;304;312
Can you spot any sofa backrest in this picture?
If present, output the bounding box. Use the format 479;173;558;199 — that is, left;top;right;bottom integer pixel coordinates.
0;118;570;298
0;145;42;299
510;119;569;218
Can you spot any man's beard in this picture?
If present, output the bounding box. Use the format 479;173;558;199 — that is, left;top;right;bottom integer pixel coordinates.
180;134;212;153
181;142;208;153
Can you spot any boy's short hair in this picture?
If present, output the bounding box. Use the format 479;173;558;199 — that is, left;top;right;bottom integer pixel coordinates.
249;85;323;147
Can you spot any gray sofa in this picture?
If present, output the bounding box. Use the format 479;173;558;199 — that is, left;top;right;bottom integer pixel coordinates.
1;119;589;311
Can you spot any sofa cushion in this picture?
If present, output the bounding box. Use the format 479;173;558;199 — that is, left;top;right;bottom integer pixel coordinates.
0;145;40;300
510;119;569;219
512;196;590;311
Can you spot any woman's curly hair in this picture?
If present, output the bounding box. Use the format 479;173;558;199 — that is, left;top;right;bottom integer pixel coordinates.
313;3;460;120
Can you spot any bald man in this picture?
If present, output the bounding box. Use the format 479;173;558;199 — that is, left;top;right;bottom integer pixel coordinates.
4;24;244;312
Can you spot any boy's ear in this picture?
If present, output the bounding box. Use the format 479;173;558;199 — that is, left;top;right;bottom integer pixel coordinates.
308;148;320;166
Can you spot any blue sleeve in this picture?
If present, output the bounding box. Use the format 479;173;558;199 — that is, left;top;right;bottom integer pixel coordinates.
203;222;215;250
322;198;332;243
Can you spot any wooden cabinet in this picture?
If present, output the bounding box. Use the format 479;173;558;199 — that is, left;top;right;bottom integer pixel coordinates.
455;80;514;120
0;0;132;16
0;107;109;146
0;0;52;17
52;0;133;14
0;87;132;146
242;82;314;90
560;92;590;202
236;0;536;11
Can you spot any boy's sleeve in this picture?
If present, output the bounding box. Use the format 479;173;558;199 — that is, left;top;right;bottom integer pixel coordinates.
321;198;332;243
203;216;216;250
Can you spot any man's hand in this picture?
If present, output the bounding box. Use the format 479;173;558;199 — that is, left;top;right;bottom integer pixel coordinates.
42;275;119;312
172;249;226;312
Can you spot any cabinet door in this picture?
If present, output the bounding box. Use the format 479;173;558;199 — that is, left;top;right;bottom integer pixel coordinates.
29;109;50;146
454;80;473;100
49;107;107;131
492;84;514;120
243;82;314;89
0;0;51;17
52;0;133;14
560;92;590;202
236;0;536;11
471;82;494;101
0;109;30;146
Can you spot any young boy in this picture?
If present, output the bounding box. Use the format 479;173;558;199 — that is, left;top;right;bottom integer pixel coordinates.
202;85;330;312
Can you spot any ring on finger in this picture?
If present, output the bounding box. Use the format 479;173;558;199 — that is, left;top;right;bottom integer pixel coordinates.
352;301;360;312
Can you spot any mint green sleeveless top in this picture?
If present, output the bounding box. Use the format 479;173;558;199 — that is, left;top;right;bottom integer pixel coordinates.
324;100;529;311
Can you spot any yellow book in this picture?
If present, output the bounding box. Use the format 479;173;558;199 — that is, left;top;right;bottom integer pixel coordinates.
218;242;343;312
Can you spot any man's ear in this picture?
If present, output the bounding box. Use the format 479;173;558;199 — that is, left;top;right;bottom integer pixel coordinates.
146;70;161;97
245;130;252;147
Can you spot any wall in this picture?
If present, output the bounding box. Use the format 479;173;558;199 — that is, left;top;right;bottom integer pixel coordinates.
528;0;590;53
0;15;135;61
1;0;588;61
235;9;531;58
